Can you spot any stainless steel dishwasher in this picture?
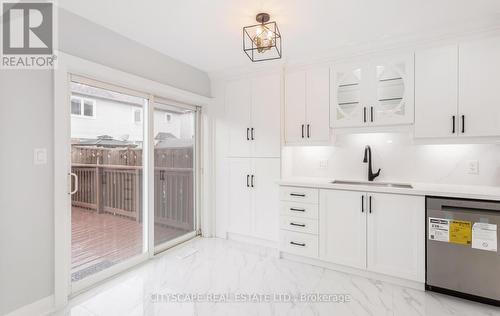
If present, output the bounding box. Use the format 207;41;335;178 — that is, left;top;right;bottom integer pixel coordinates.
426;197;500;306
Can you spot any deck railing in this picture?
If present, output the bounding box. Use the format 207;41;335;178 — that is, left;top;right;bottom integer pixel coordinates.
71;164;193;228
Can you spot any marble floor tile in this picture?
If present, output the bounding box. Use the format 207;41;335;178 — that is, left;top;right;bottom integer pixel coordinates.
53;237;500;316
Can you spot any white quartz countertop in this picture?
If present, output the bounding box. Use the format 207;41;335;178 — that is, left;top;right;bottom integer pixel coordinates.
278;177;500;201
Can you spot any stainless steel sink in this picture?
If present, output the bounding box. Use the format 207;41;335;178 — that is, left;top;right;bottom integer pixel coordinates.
331;180;413;189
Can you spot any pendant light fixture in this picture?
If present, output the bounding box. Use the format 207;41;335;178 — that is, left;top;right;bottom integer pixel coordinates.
243;13;282;62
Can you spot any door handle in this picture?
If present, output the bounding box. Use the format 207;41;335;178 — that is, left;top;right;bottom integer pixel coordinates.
290;207;306;212
290;193;305;197
461;115;465;134
369;195;373;214
246;128;250;141
290;222;306;227
452;115;456;134
307;124;310;138
69;172;78;195
251;127;254;140
290;241;306;247
246;174;250;187
361;195;365;213
301;124;304;138
251;175;254;187
370;106;374;122
363;107;367;123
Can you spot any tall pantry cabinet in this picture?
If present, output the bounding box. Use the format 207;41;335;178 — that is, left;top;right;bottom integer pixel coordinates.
225;73;282;242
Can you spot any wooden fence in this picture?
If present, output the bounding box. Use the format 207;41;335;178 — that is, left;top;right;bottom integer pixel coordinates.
71;145;194;229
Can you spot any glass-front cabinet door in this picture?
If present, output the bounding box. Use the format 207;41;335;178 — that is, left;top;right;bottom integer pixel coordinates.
331;54;414;128
331;63;365;128
371;54;414;126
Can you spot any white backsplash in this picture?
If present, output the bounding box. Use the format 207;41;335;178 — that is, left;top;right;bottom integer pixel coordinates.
283;133;500;186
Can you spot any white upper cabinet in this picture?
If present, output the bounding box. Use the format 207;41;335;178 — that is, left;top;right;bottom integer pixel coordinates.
331;63;366;128
225;74;281;158
331;54;414;128
226;79;252;157
371;54;415;126
251;74;282;157
414;45;459;138
284;70;306;143
306;67;331;141
285;66;330;144
459;36;500;137
415;37;500;138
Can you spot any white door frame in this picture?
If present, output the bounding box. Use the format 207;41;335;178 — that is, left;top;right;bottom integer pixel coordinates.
53;52;212;309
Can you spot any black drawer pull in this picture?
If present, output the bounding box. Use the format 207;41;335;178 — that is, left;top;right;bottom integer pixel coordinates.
290;193;306;197
290;207;305;212
290;222;306;227
290;241;306;247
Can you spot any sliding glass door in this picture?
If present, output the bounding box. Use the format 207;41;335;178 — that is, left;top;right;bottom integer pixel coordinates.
69;80;148;284
153;101;198;252
68;76;200;290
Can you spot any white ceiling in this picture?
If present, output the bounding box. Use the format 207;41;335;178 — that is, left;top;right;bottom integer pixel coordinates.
60;0;500;73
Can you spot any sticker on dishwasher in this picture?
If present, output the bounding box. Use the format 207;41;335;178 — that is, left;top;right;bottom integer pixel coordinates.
472;223;497;252
449;220;472;245
428;218;450;242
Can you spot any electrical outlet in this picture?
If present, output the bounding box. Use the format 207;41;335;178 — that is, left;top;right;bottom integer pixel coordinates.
467;160;479;174
319;160;328;169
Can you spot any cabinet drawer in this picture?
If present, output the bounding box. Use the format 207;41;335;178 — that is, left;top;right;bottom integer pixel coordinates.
280;230;319;258
280;201;319;219
280;186;319;204
280;216;318;235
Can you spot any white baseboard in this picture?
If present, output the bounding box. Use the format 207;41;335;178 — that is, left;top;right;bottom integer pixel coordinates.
5;295;55;316
280;252;425;291
226;232;279;250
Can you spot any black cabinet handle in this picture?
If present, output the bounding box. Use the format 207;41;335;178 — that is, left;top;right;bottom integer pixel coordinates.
369;196;372;214
361;195;365;213
290;193;305;197
307;124;310;138
363;107;367;123
301;124;304;138
246;175;250;187
251;127;254;140
246;128;250;141
370;106;374;122
290;207;306;212
452;115;456;134
461;115;465;134
290;241;306;247
290;222;306;227
251;175;254;187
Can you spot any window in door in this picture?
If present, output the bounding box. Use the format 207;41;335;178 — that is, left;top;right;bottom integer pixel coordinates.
69;81;147;282
153;102;197;249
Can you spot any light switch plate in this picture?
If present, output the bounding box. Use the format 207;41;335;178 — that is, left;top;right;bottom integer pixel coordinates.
319;160;328;169
467;160;479;174
34;148;47;165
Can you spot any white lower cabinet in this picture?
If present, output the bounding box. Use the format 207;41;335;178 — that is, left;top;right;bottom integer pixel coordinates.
319;189;424;282
228;158;280;241
278;186;425;283
366;192;425;282
279;186;319;258
319;189;367;269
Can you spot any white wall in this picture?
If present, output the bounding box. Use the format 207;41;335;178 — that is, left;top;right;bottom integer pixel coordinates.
0;70;54;315
0;7;211;315
284;132;500;186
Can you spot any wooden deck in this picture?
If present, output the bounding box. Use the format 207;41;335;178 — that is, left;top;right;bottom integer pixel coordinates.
71;207;190;281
